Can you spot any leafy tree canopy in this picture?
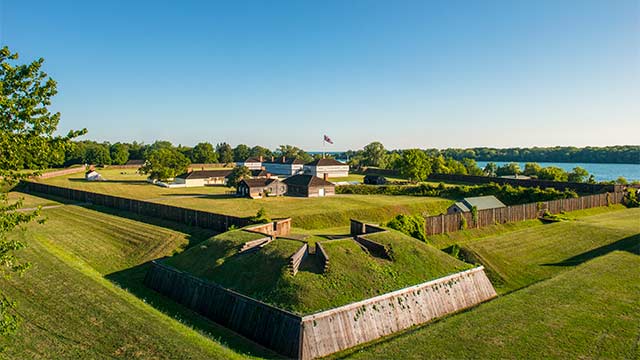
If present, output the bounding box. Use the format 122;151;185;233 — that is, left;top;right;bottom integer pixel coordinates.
191;142;218;163
141;148;190;181
227;165;251;188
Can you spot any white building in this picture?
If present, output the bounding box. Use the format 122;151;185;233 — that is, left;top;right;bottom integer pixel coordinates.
263;157;305;176
85;170;105;181
303;158;349;178
238;156;264;170
173;169;233;187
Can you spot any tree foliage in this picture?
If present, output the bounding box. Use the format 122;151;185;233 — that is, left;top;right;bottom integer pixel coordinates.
191;142;218;163
233;144;250;162
362;141;387;168
141;148;190;181
0;46;85;335
83;144;111;165
386;214;426;241
227;165;252;188
216;142;234;163
109;143;129;165
398;149;431;181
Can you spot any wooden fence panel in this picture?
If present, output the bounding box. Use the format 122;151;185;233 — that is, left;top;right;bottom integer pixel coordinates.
144;261;302;358
425;192;623;236
24;181;250;232
299;267;497;359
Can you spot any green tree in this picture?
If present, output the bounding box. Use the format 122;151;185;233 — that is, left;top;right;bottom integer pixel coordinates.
538;166;569;181
277;145;313;162
483;162;498;176
233;144;250;162
496;162;521;176
249;145;272;159
567;166;589;183
386;214;426;241
0;46;85;335
110;143;129;165
141;148;190;181
191;142;218;163
462;158;483;176
227;165;252;188
83;144;111;165
362;141;387;168
398;149;431;181
523;162;542;176
216;142;234;163
615;176;628;185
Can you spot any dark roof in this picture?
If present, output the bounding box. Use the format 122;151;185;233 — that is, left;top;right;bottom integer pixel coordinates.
244;157;262;163
240;178;279;188
263;157;305;165
305;158;346;166
251;169;269;177
125;159;145;165
283;174;335;187
175;170;233;180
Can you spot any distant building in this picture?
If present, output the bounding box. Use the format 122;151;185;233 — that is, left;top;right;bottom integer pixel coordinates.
303;158;349;178
85;170;105;181
447;195;506;214
239;156;264;170
174;169;233;187
237;178;287;199
364;174;387;185
263;157;305;176
499;174;531;180
283;174;336;197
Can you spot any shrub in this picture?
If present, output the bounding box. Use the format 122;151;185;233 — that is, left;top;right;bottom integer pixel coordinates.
386;214;427;241
459;216;467;230
623;189;639;208
249;207;271;224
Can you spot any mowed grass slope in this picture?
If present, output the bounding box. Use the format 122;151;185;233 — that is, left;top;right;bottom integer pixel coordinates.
0;201;274;359
462;207;640;293
166;228;471;314
33;169;452;229
336;250;640;360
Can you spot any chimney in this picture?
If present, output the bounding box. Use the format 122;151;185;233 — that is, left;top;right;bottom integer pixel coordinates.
201;166;204;171
259;155;263;162
266;173;271;179
261;166;266;170
271;156;275;162
188;167;193;173
323;173;329;181
281;156;286;163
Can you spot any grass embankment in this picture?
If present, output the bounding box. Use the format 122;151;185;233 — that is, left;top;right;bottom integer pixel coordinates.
0;200;275;359
461;207;640;293
7;191;61;208
334;250;640;359
166;227;471;315
33;169;452;229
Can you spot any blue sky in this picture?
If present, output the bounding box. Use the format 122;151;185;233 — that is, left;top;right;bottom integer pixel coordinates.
1;0;638;151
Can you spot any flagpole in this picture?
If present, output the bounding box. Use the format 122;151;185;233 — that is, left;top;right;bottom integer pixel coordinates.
322;135;325;159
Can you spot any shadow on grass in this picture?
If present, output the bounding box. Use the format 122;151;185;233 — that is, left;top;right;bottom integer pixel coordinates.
67;178;150;185
106;263;281;359
543;234;640;267
160;193;238;199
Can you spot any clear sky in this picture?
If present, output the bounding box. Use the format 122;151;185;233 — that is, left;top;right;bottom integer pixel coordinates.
1;0;638;151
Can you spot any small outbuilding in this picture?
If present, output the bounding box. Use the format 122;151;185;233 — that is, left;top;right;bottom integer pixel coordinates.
85;170;105;181
239;156;264;170
364;174;387;185
174;170;233;187
283;174;335;197
447;195;506;214
237;178;287;199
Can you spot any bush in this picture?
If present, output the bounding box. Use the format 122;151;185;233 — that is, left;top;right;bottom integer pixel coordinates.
623;189;639;208
459;216;467;230
249;207;271;224
386;214;427;242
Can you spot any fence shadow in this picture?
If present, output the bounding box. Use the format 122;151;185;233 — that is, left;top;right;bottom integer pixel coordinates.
542;234;640;267
106;263;282;359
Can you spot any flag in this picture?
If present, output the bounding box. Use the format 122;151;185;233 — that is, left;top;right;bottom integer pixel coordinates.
323;134;333;144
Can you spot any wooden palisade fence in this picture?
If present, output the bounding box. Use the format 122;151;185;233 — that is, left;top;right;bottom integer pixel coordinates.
425;192;624;235
24;182;250;232
145;261;496;359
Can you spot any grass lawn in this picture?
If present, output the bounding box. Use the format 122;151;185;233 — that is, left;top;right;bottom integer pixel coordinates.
33;169;453;229
461;207;640;293
165;227;471;315
0;199;276;359
334;250;640;359
7;191;61;208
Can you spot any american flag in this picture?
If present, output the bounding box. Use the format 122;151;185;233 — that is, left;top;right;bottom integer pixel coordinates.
323;134;333;144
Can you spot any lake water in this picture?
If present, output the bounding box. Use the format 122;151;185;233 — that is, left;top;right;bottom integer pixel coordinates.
475;161;640;182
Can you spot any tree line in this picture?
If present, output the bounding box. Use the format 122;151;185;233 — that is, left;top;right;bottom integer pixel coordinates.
341;145;639;165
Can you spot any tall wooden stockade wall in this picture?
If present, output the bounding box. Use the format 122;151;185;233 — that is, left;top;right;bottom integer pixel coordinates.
299;266;496;359
428;173;622;193
24;182;249;232
425;192;624;235
144;261;302;358
34;166;87;179
145;260;496;359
